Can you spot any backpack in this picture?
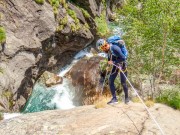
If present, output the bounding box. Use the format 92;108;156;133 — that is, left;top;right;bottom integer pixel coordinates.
107;35;128;59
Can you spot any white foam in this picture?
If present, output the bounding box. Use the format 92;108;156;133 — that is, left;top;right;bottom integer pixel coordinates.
49;79;75;110
98;53;108;58
58;60;77;77
3;113;21;120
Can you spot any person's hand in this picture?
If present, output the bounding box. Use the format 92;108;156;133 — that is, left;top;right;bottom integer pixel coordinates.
118;40;125;45
108;61;113;65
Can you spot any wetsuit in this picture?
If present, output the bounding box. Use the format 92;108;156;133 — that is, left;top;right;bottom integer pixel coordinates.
108;44;128;100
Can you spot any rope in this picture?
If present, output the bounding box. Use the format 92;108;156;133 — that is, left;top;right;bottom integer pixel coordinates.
112;63;165;135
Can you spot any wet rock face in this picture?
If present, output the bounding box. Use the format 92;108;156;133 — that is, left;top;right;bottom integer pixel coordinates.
68;56;102;86
0;0;95;111
66;56;110;105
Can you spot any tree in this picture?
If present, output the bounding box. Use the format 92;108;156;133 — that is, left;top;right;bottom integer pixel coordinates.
116;0;180;98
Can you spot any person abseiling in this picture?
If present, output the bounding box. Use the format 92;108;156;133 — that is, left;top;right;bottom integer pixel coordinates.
96;35;129;104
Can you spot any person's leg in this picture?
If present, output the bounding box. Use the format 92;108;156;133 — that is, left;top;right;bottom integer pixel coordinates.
109;66;118;99
120;71;128;99
120;62;129;103
107;66;118;104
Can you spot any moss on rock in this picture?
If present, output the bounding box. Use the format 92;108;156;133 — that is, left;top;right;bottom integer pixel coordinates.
0;26;6;44
35;0;44;4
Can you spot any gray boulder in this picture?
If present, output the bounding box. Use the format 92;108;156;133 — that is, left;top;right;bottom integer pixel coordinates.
0;0;95;111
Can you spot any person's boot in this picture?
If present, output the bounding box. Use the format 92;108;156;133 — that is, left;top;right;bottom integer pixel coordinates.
125;97;129;104
107;97;118;105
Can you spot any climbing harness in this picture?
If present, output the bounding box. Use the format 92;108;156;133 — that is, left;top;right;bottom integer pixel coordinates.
112;63;165;135
100;62;127;95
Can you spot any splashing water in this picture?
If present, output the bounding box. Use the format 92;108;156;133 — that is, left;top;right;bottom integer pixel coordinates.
3;113;21;120
22;79;77;113
22;50;94;113
48;79;76;110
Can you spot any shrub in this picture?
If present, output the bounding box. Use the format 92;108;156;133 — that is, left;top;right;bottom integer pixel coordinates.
95;12;109;36
156;88;180;110
94;96;110;109
145;100;154;107
0;26;6;44
35;0;44;4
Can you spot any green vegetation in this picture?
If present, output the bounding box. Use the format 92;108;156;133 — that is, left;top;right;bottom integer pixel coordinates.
53;2;81;32
2;90;14;110
0;26;6;44
156;87;180;110
67;9;79;24
80;8;90;18
67;9;81;32
60;15;68;25
0;68;3;73
48;0;68;16
35;0;44;4
99;59;108;72
49;0;60;8
56;15;68;32
115;0;179;100
0;112;3;120
84;23;90;30
49;0;60;16
56;25;64;32
95;12;109;36
60;0;68;9
70;23;80;32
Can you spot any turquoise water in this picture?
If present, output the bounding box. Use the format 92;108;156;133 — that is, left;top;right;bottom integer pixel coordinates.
22;79;75;113
22;50;93;113
22;84;56;113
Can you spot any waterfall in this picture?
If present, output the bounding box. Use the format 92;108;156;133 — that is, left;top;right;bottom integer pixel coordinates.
22;49;94;113
22;79;76;113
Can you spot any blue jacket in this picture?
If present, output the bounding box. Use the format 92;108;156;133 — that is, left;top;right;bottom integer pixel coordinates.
108;44;126;64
